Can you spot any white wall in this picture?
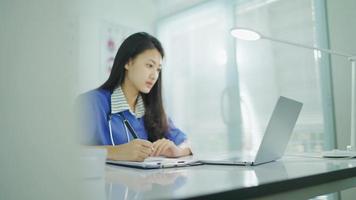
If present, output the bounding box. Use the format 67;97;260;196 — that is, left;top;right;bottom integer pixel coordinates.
0;0;82;199
0;1;158;199
77;0;157;94
327;0;356;150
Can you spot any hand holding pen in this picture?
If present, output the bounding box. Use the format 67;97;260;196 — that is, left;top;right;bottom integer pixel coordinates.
107;139;154;162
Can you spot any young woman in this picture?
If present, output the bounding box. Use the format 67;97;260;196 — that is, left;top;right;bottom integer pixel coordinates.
80;32;192;161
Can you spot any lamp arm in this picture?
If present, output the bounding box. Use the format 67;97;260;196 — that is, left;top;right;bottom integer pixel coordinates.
262;36;354;58
263;36;356;150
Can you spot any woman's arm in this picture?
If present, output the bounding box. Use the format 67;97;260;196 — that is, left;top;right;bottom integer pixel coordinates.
153;118;192;157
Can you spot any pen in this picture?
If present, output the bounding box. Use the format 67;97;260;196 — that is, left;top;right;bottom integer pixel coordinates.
123;119;139;139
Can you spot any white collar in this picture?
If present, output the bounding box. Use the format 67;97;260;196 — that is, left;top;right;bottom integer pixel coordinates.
110;87;145;118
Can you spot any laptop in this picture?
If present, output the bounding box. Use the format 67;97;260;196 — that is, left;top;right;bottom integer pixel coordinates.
200;96;303;166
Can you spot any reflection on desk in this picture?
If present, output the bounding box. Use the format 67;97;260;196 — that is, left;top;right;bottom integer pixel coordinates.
104;160;291;199
87;156;356;200
106;166;188;200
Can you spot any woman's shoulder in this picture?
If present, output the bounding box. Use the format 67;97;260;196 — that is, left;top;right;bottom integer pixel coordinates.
84;88;110;98
78;88;111;108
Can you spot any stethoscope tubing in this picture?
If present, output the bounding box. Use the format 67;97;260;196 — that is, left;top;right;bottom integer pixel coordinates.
108;113;132;146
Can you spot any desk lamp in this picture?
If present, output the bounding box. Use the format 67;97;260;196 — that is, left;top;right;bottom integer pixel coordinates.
231;27;356;157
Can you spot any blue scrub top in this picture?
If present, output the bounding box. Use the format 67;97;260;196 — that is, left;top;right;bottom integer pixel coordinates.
78;89;188;146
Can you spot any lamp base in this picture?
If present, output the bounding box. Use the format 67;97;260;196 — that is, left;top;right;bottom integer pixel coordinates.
322;149;356;158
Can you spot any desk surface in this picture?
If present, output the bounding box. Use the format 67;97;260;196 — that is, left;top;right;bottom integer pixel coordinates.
104;156;356;200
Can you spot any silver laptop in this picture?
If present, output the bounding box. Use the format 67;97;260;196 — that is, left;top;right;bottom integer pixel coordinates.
201;96;303;166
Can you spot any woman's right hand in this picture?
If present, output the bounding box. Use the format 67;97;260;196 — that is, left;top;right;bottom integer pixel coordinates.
107;139;154;162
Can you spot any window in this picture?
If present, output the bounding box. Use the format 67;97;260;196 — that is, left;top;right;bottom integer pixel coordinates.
157;1;241;154
157;0;334;154
234;0;334;153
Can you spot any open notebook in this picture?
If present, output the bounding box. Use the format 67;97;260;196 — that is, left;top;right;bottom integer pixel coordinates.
106;156;202;169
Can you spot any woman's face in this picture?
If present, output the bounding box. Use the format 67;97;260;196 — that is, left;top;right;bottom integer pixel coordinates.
125;48;162;94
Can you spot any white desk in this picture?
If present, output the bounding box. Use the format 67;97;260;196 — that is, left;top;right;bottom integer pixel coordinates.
99;156;356;199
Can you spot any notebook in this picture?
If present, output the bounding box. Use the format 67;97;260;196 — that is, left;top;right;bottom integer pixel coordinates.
106;156;202;169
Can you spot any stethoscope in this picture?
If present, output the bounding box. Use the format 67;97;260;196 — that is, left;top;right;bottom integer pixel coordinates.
108;113;139;146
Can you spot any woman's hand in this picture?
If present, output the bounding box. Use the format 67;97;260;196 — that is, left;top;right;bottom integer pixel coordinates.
152;138;190;158
107;139;154;161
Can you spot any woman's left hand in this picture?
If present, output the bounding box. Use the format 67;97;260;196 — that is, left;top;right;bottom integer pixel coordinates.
151;138;183;157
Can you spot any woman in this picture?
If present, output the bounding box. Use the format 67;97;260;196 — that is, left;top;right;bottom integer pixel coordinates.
80;32;192;161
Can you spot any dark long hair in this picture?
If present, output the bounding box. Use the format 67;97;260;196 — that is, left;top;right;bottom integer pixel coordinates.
100;32;168;142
